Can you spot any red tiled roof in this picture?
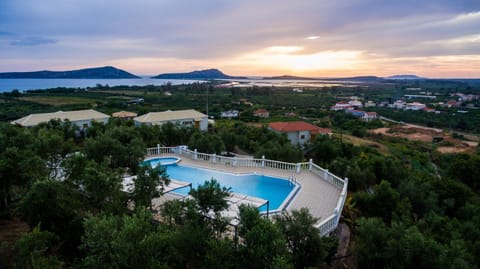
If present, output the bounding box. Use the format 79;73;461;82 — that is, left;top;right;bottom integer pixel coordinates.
254;109;268;113
269;121;331;134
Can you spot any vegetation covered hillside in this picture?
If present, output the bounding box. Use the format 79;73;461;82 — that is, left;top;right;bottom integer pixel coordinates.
0;81;479;268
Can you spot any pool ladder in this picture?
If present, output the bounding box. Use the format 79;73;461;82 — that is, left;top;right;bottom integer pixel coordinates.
289;175;297;185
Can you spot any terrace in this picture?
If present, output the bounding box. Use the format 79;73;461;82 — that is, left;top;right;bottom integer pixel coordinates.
146;146;348;236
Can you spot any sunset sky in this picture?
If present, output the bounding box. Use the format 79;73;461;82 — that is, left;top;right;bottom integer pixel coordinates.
1;0;480;78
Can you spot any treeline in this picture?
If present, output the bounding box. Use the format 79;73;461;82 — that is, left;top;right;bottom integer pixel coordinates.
0;119;310;268
372;108;480;133
306;134;480;268
1;116;480;268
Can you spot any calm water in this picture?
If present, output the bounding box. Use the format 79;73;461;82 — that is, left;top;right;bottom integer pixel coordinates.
0;78;205;93
0;77;361;93
145;158;296;212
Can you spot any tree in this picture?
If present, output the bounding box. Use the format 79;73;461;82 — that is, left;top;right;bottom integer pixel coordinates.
132;165;170;209
354;180;410;224
0;123;46;213
20;180;85;259
238;205;291;269
188;132;225;154
63;154;127;214
79;208;172;269
275;208;337;269
14;225;61;269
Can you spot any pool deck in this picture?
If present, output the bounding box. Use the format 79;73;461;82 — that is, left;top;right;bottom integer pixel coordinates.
150;154;341;224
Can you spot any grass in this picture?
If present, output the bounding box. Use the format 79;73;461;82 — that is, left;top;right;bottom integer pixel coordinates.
333;133;391;155
18;96;97;106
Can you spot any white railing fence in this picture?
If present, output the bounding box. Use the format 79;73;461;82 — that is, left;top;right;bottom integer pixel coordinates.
146;145;348;236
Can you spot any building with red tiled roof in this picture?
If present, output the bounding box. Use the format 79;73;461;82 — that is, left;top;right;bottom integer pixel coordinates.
268;121;331;145
253;109;270;118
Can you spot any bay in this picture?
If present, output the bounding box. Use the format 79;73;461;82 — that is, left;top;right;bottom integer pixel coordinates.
0;78;205;93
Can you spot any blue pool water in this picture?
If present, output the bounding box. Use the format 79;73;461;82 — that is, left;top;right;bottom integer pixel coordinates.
147;157;180;166
144;158;297;212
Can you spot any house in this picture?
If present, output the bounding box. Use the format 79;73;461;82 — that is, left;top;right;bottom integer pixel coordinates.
11;109;110;128
220;110;239;119
112;111;138;120
253;109;270;118
447;100;459;108
422;107;436;113
364;101;377;108
268;121;331;145
363;112;378;121
134;109;208;131
126;98;144;105
389;100;406;109
331;100;362;111
331;101;351;111
405;102;426;110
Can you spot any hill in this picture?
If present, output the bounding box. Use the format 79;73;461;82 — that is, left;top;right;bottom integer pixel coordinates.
263;75;317;80
0;66;139;79
151;69;247;79
386;74;425;80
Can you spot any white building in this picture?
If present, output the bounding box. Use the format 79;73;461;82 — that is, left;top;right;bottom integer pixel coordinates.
268;121;331;145
405;102;426;110
11;109;110;128
220;110;239;118
363;112;378;121
134;109;208;131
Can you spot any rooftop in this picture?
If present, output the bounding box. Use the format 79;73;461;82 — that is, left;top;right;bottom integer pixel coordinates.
112;111;138;118
134;109;207;123
269;121;331;134
11;109;110;127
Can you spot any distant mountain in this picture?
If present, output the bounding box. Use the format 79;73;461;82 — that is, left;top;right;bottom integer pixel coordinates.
263;75;317;80
152;69;247;79
386;75;425;80
0;66;139;79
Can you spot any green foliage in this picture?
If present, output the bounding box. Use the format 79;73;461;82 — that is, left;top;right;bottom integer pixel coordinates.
189;179;230;217
238;205;290;269
132;165;170;209
445;154;480;193
14;225;61;269
83;125;146;171
0;124;47;212
188;132;225;154
20;180;83;236
79;208;171;269
354;181;410;224
275;208;338;269
63;154;127;214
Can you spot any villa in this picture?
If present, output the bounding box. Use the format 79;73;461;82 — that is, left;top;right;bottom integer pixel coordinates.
134;109;208;131
142;146;348;236
11;109;110;128
220;110;239;119
253;109;270;118
268;121;331;145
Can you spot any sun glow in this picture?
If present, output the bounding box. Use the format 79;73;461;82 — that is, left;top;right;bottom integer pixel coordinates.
235;46;363;74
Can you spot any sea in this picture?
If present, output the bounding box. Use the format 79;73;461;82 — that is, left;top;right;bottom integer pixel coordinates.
0;78;205;93
0;77;356;93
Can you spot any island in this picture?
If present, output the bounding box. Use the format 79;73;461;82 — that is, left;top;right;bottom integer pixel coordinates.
0;66;140;79
151;68;247;80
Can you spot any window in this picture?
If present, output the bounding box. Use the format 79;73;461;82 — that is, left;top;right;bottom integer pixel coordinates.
300;134;305;139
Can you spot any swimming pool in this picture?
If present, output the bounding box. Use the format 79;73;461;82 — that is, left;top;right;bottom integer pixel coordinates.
147;157;181;166
144;157;299;212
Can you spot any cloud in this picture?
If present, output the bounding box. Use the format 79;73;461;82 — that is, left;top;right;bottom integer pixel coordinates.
10;36;57;46
0;0;479;77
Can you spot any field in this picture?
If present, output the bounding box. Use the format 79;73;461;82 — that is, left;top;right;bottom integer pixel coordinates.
18;96;97;106
370;125;479;154
333;133;391;155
